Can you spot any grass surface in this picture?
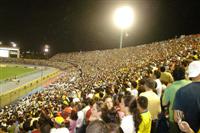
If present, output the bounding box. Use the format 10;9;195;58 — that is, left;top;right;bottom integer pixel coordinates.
0;65;35;80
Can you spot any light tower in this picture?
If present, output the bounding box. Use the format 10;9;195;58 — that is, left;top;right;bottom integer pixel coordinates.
113;6;135;48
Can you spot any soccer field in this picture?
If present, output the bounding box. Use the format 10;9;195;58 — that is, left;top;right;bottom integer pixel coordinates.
0;65;35;80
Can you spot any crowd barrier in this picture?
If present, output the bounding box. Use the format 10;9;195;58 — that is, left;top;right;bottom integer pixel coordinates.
0;69;60;108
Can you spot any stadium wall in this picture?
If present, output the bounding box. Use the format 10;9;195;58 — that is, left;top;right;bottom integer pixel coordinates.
0;70;60;108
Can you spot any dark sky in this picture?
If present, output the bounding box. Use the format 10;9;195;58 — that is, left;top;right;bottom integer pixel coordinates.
0;0;200;54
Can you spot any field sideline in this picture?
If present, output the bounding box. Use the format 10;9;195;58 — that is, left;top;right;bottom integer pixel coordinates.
0;64;36;80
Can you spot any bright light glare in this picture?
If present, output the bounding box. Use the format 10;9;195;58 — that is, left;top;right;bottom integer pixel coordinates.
11;42;17;47
114;6;134;29
13;44;16;47
44;48;49;52
45;44;49;48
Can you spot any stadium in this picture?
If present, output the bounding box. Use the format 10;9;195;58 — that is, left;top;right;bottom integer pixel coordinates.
1;34;200;133
0;1;200;133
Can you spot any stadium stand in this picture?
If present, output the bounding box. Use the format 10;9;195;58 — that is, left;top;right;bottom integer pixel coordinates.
0;34;200;133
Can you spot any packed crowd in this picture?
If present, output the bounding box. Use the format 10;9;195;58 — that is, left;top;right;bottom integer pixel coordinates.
0;34;200;133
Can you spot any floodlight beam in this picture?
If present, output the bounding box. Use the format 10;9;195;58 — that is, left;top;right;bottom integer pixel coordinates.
113;6;134;49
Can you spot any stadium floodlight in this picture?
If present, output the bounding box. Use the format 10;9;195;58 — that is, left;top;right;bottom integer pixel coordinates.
44;48;49;53
113;6;134;48
11;42;17;47
43;44;50;59
44;44;49;53
44;44;49;49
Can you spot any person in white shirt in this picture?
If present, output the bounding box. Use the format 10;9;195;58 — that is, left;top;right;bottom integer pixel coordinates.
119;95;142;133
152;70;163;97
76;103;85;133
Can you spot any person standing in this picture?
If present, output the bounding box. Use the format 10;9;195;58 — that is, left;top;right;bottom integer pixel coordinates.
140;78;161;133
162;65;191;133
173;61;200;133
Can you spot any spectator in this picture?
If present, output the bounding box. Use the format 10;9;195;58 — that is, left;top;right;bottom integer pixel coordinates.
106;123;123;133
138;79;146;95
68;110;78;133
50;116;69;133
178;121;200;133
137;96;152;133
152;70;163;97
101;108;120;124
86;120;108;133
104;96;114;110
89;101;104;122
139;78;161;133
32;120;40;133
119;95;142;133
173;61;200;133
140;78;161;120
130;80;138;97
76;103;85;133
162;65;191;133
160;66;174;85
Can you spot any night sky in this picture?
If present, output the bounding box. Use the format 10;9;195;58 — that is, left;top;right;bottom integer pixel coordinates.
0;0;200;54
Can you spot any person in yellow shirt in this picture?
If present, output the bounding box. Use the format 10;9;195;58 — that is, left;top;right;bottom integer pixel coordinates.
139;78;161;120
137;96;152;133
160;66;174;85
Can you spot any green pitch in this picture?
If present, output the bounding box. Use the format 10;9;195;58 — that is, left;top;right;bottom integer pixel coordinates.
0;65;35;80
